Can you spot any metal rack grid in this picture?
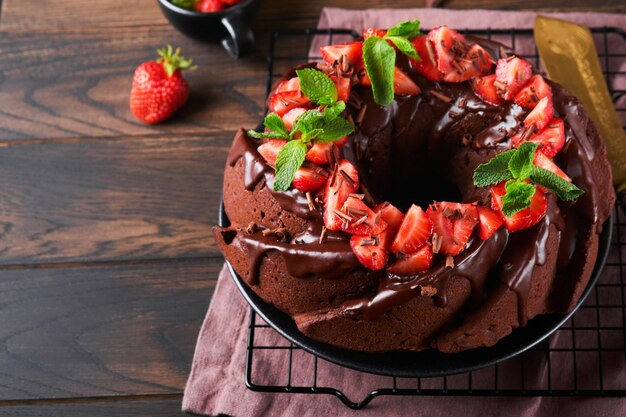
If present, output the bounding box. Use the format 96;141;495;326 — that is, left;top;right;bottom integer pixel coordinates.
244;27;626;409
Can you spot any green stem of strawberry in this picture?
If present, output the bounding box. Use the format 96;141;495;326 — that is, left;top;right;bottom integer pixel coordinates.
157;45;197;77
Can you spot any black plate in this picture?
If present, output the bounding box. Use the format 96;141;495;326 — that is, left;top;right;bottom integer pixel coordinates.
220;201;612;377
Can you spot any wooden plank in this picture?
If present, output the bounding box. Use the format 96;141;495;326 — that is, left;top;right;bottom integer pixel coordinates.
2;0;625;31
0;25;266;141
1;398;187;417
0;135;228;264
0;260;221;400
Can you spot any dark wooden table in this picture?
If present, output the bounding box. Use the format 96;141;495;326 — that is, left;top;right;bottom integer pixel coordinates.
0;0;623;415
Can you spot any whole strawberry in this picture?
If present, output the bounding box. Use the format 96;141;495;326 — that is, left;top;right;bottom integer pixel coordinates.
130;46;196;124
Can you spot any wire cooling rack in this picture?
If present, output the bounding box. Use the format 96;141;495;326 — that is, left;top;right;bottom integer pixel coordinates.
244;27;626;409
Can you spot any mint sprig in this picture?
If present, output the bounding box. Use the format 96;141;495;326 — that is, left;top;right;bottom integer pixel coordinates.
247;69;355;192
473;142;584;216
362;19;421;106
296;68;337;105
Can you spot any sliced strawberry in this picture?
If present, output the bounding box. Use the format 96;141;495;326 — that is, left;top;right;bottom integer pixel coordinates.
350;228;393;271
523;95;554;132
534;150;571;181
363;28;387;39
333;74;352;103
257;139;286;166
471;74;503;105
388;244;433;276
281;107;307;131
390;205;433;254
513;74;552;109
426;202;479;256
323;159;359;231
374;202;404;231
276;76;301;94
467;43;493;75
305;136;348;164
292;165;329;192
441;44;492;82
495;57;533;100
477;206;504;240
394;67;421;96
410;35;444;81
269;90;310;116
490;182;548;232
427;26;468;74
339;195;388;235
511;117;564;158
320;41;363;67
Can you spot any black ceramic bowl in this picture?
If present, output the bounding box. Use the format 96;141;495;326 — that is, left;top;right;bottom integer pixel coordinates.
157;0;261;58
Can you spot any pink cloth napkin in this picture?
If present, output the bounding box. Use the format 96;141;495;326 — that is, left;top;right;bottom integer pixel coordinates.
184;8;626;417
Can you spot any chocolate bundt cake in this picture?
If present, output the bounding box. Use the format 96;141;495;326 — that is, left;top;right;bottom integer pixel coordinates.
215;23;615;353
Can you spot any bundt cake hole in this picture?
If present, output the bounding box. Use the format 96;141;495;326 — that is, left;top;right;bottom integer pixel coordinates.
221;229;237;245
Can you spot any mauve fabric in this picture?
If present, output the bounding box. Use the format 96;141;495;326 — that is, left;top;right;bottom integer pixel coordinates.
184;8;626;417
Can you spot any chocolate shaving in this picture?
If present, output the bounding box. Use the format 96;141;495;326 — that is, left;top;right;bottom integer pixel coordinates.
246;222;257;235
319;226;328;244
339;169;356;187
273;227;289;242
262;228;273;236
521;124;537;141
329;164;339;187
430;90;452;103
352;215;369;227
461;134;473;146
356;104;368;125
360;238;377;247
451;59;464;74
306;191;316;212
332;143;342;164
334;209;353;222
349;193;365;200
421;286;438;297
458;97;467;109
347;207;368;217
425;39;437;67
316;62;335;76
445;255;455;268
432;233;443;254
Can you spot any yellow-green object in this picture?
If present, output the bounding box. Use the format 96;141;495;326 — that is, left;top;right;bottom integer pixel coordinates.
534;16;626;195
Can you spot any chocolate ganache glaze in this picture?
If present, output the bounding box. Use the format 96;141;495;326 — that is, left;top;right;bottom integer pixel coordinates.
215;36;614;353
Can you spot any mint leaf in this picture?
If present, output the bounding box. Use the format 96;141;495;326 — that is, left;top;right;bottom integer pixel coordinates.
290;109;324;140
295;68;337;105
473;150;515;187
323;101;346;121
247;130;287;139
501;179;536;217
171;0;197;9
363;36;396;106
385;36;419;60
386;19;421;38
274;140;307;191
317;117;355;142
508;142;537;180
530;166;585;201
263;113;288;137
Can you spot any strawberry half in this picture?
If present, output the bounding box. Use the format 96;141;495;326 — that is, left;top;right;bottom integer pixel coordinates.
305;136;348;165
387;244;434;276
534;150;571;181
495;57;533;100
332;74;352;103
467;43;493;75
339;196;388;235
523;95;554;132
471;74;503;105
390;205;433;254
426;202;479;256
443;44;492;83
427;26;468;74
292;165;329;192
257;139;286;166
394;67;421;96
323;159;360;231
269;90;310;116
374;202;404;231
410;35;445;81
477;206;504;240
350;227;393;271
276;76;301;94
490;182;548;232
320;41;363;67
363;28;387;39
511;117;564;158
281;107;307;131
513;74;552;109
195;0;226;12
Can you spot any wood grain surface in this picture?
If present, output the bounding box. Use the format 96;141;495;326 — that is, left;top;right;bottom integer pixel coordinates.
0;260;218;400
0;0;623;415
0;135;228;264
